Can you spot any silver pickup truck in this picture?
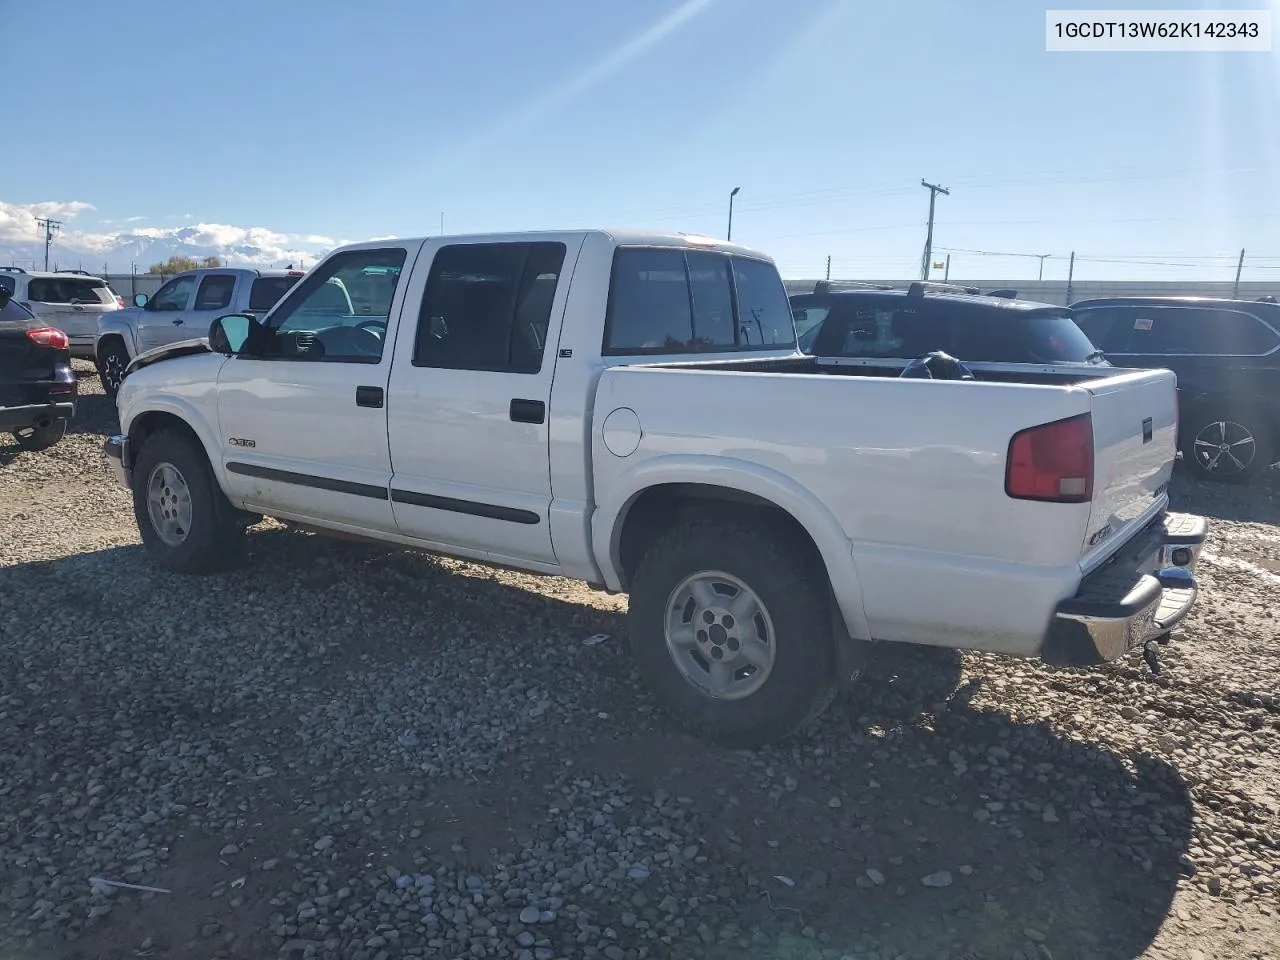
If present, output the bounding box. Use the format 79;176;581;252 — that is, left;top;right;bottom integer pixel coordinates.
95;267;305;396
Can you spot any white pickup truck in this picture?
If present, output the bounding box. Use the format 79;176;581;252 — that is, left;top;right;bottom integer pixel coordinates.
103;230;1206;745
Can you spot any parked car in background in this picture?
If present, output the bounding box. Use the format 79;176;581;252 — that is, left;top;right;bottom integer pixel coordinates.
94;267;306;396
0;286;77;451
0;268;122;360
1071;296;1280;483
103;230;1204;745
791;281;1108;367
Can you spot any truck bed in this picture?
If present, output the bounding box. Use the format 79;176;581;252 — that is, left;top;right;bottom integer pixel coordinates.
590;355;1177;656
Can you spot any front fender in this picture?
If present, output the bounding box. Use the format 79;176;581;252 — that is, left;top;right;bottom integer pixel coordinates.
592;454;871;642
118;360;228;492
96;313;139;358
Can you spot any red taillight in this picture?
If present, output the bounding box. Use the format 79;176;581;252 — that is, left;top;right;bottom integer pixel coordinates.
1006;413;1094;503
26;326;69;350
116;295;126;308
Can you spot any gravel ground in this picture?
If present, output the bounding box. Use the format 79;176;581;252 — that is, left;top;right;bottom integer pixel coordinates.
0;366;1277;960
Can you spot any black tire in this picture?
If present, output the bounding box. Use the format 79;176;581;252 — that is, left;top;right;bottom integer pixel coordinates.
1179;407;1274;484
627;513;839;746
12;418;67;452
96;338;130;398
131;429;244;573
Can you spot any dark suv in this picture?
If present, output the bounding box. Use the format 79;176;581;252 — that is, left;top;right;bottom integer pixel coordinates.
792;282;1106;366
1071;296;1280;483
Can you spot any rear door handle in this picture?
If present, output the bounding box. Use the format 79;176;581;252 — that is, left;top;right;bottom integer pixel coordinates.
355;385;384;408
509;398;545;424
172;319;183;325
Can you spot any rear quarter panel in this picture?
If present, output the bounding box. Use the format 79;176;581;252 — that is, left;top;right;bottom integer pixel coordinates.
591;366;1099;654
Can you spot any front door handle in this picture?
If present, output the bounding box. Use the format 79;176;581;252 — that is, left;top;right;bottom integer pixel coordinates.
509;398;545;424
172;319;183;325
355;385;384;409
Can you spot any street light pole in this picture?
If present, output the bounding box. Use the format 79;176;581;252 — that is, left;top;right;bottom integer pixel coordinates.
1037;254;1050;281
727;186;741;241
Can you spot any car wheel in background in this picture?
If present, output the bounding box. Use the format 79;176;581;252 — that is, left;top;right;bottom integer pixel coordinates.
11;418;68;452
96;338;130;398
1179;407;1274;484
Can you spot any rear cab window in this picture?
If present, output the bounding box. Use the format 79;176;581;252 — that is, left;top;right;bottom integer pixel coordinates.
26;277;114;305
603;247;795;355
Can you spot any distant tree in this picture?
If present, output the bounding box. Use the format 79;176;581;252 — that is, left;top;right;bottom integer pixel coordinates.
148;254;223;274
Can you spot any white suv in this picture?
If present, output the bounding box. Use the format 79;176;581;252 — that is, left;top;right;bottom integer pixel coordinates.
0;268;122;359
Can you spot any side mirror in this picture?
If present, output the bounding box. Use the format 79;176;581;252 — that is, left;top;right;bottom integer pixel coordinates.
208;313;258;355
133;293;150;308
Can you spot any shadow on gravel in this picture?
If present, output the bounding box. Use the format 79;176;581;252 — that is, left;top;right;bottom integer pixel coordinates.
1169;461;1279;525
0;527;1194;960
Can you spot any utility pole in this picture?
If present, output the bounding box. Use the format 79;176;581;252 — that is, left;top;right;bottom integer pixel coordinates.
1233;248;1245;298
1036;254;1050;281
1065;250;1075;305
825;255;831;280
944;254;951;282
919;180;949;280
35;217;62;270
440;211;445;236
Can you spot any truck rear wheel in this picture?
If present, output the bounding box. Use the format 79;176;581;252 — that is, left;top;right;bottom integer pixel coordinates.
131;429;245;573
628;515;838;746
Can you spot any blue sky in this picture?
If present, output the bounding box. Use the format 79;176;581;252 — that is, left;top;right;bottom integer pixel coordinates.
5;0;1280;281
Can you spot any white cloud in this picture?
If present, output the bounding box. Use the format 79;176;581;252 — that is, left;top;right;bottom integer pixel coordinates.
0;199;338;272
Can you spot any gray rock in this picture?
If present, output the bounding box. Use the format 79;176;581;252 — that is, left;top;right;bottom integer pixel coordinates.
921;871;953;888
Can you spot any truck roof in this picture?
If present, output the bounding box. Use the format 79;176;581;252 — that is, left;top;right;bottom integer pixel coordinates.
335;230;774;260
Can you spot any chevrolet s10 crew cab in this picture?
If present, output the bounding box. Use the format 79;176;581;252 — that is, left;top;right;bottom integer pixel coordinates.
103;230;1207;745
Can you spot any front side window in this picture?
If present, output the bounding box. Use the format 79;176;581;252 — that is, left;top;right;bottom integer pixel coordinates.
150;275;196;311
604;248;795;355
261;247;407;363
412;241;567;373
194;275;236;311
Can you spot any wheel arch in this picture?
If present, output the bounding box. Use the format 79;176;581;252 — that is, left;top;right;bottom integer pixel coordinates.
594;457;871;642
125;403;226;491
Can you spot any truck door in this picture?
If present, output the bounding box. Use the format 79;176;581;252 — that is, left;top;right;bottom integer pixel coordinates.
385;236;582;567
135;273;197;352
215;244;421;534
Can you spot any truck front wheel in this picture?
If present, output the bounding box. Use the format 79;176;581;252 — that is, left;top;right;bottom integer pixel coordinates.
628;515;839;746
131;429;245;573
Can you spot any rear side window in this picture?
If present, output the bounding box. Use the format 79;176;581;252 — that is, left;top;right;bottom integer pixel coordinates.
249;276;302;312
604;248;794;355
27;277;113;305
412;241;567;374
0;275;14;296
194;275;236;311
1082;306;1280;355
950;311;1100;363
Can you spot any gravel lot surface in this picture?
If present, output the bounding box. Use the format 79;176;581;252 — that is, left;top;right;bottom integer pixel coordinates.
1;366;1277;960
